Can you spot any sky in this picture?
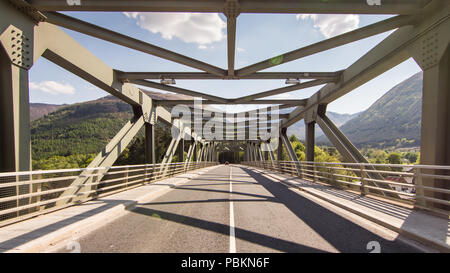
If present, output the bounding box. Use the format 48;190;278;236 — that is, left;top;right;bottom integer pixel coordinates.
28;12;422;114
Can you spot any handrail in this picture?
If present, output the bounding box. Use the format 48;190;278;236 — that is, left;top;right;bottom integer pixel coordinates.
0;161;219;227
242;160;450;216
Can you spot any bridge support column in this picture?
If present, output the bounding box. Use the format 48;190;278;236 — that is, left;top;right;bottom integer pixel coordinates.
178;138;184;162
305;119;316;181
277;136;283;171
193;141;198;162
305;121;315;162
0;6;38;216
253;143;258;161
258;144;265;162
413;42;450;211
204;143;210;162
277;136;283;161
197;143;204;162
213;142;217;162
0;4;36;173
145;123;155;165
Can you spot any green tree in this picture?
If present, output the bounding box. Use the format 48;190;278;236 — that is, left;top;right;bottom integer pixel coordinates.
404;152;419;164
387;152;402;165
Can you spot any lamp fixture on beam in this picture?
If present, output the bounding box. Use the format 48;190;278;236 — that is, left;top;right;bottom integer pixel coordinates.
285;78;301;85
160;78;176;85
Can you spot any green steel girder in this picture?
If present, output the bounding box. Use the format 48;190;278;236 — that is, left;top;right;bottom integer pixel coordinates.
26;0;430;14
283;1;450;128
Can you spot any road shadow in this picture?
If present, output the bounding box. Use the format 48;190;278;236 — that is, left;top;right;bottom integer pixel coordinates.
240;167;420;253
0;199;135;252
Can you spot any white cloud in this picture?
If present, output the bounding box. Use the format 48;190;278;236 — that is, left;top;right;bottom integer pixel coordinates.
198;45;208;50
124;12;226;45
30;81;75;95
237;47;245;52
296;14;360;38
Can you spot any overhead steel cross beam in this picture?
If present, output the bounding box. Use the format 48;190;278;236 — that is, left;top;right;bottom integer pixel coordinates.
43;11;227;76
129;79;228;103
27;0;430;14
237;15;415;77
232;79;330;103
117;71;342;80
132;78;329;104
156;99;307;106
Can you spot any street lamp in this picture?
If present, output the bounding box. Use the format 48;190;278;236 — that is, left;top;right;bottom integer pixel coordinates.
160;78;176;85
285;78;301;85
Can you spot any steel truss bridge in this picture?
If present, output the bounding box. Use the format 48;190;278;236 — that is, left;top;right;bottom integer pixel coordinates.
0;0;448;252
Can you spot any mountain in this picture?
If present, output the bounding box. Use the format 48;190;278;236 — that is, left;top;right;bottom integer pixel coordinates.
30;103;64;121
30;90;194;160
287;111;360;140
318;72;423;148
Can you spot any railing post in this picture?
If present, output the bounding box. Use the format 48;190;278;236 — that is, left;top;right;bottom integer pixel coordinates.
124;167;129;189
414;167;426;207
330;166;336;187
360;165;367;196
313;163;317;183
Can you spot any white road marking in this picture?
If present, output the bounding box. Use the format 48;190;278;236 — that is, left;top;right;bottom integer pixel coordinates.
229;166;236;253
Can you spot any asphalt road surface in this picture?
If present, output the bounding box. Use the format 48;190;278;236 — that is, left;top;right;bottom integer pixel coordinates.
57;165;420;253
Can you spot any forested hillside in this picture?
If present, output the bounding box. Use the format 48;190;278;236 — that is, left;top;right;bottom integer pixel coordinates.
318;72;423;149
31;92;175;170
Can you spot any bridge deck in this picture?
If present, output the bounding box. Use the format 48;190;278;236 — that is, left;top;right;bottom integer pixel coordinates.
50;165;418;253
1;165;447;253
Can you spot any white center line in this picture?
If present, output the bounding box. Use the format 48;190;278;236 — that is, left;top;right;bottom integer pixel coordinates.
229;166;236;253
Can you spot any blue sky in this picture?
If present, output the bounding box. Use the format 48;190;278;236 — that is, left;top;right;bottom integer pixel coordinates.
29;12;421;114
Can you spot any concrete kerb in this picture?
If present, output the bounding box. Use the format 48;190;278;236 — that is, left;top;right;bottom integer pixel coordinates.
243;165;450;253
1;165;220;253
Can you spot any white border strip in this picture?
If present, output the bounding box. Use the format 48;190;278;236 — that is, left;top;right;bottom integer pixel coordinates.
229;166;236;253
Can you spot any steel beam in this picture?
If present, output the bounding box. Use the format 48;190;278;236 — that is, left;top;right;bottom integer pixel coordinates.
129;79;228;103
28;0;429;14
117;71;341;81
283;27;415;127
225;0;239;76
57;114;146;205
156;99;307;106
237;15;414;77
160;122;183;175
34;22;142;106
281;128;302;176
185;142;196;163
43;12;226;76
233;79;329;103
315;113;393;197
197;144;204;162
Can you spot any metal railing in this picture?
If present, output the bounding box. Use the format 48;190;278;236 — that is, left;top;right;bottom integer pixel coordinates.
0;161;218;227
243;160;450;216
